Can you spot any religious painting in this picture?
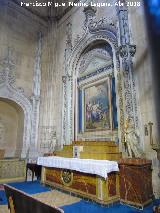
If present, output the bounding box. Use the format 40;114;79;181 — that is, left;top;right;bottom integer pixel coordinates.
84;80;111;131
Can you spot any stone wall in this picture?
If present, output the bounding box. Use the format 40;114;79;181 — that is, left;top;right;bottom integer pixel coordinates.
0;0;47;157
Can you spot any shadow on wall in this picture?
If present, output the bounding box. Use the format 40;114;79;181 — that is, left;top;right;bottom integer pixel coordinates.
0;98;24;158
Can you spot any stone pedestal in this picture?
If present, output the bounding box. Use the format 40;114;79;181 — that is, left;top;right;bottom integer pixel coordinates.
119;158;153;208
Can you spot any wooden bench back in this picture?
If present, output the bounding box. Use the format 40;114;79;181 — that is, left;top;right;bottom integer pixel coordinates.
4;184;64;213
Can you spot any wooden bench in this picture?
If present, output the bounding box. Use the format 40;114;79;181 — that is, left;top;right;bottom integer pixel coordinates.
4;184;64;213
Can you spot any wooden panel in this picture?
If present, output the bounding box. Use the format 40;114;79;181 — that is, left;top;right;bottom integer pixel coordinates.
71;171;96;195
108;172;117;197
45;168;96;196
43;167;119;205
46;168;61;184
119;159;153;208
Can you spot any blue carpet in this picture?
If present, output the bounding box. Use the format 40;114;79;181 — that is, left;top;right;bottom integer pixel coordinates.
0;181;160;213
8;181;51;195
61;199;160;213
0;190;7;205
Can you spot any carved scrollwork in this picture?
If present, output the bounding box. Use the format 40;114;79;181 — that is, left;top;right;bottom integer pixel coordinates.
118;45;128;58
88;18;117;36
129;45;136;57
83;5;97;27
118;44;136;58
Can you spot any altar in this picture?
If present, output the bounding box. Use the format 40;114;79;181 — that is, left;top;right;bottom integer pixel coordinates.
38;156;120;204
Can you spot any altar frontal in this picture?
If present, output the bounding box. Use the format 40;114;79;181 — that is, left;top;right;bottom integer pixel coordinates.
38;157;120;204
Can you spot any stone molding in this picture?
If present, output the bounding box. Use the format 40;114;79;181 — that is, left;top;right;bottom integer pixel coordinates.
62;7;123;144
0;55;32;158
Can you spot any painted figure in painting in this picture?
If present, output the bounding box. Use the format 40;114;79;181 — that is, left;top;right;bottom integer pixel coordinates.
85;80;110;130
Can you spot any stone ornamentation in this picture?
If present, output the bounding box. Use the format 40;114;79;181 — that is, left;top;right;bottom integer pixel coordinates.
118;45;136;58
30;32;42;156
0;47;32;158
117;2;139;131
39;126;56;154
62;2;139;147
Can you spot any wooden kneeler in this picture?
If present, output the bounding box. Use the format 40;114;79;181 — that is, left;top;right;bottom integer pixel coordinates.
4;184;64;213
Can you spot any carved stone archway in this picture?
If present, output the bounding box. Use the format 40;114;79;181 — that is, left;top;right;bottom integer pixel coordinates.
61;5;139;151
0;63;32;158
62;33;123;146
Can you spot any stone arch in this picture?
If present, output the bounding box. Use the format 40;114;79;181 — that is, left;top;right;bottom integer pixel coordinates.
62;32;124;145
0;83;32;158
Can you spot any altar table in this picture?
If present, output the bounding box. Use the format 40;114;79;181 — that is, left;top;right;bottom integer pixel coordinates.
38;156;120;204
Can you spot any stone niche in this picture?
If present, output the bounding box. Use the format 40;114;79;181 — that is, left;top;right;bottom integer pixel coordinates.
0;98;24;158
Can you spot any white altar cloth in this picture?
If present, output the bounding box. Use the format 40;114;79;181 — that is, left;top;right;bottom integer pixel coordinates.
37;156;119;179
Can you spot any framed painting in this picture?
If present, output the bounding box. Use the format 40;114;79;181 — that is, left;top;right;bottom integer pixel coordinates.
84;79;111;131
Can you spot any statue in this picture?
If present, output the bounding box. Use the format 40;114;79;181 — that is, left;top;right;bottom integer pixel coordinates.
124;118;143;158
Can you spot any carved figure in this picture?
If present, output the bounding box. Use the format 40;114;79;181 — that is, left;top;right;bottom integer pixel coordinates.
124;118;142;158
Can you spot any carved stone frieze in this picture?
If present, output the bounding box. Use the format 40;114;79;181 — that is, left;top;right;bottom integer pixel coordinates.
88;18;117;36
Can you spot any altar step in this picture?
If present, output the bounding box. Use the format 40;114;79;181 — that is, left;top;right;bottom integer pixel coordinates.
54;150;73;158
80;152;122;161
54;141;121;161
54;145;73;158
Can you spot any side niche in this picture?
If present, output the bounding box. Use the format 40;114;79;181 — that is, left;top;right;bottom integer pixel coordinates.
0;99;24;158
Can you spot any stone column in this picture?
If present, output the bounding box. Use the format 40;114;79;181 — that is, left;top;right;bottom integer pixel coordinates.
117;1;138;128
30;32;42;159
